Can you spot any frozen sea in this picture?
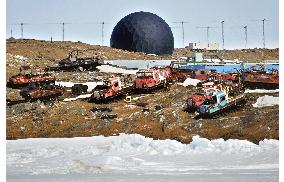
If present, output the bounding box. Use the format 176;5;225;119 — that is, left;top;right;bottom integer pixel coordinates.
7;134;279;182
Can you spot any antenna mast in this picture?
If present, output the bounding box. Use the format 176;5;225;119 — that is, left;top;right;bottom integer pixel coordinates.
244;26;247;48
262;19;267;48
20;23;24;39
221;21;224;49
173;21;189;47
196;26;215;45
102;22;104;46
62;22;65;41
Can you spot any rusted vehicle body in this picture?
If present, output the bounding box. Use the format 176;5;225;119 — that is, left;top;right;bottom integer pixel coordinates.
242;69;279;89
209;72;240;82
187;81;244;112
197;83;245;117
90;75;135;102
20;83;63;101
186;82;218;112
170;69;191;82
135;67;171;90
190;69;240;83
8;73;55;87
191;69;216;81
46;49;100;72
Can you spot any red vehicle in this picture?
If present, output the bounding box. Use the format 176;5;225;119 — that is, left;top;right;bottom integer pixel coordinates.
20;83;63;101
186;81;245;112
242;70;278;89
9;73;55;86
90;75;135;101
209;72;241;82
186;85;217;112
8;66;55;88
135;67;171;90
191;69;240;82
170;69;192;82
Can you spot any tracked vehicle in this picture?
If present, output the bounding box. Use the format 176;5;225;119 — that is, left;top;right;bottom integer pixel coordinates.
20;83;64;101
8;66;55;88
197;83;245;117
89;75;135;102
135;67;171;91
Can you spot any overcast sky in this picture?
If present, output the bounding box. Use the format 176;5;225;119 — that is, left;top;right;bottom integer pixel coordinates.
6;0;278;49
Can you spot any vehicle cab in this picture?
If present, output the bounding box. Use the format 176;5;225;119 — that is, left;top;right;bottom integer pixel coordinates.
198;91;228;115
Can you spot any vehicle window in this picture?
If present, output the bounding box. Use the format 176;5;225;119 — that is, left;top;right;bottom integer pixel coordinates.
220;96;226;102
145;72;153;77
136;72;145;77
212;96;217;103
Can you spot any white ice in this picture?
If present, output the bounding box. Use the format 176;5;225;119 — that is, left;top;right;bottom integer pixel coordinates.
252;95;279;107
55;81;103;92
63;94;93;102
245;89;279;94
97;65;138;75
178;77;201;87
7;134;278;182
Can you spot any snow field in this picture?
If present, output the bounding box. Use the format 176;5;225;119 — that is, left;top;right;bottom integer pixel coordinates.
7;134;278;181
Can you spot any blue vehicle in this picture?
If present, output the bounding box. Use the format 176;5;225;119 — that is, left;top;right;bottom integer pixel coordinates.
198;89;245;116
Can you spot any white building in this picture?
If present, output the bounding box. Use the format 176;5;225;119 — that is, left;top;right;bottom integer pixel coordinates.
188;42;219;51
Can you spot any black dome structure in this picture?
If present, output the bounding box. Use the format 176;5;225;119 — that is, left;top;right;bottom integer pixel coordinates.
110;11;174;55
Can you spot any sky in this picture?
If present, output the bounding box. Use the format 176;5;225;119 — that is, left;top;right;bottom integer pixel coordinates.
6;0;279;49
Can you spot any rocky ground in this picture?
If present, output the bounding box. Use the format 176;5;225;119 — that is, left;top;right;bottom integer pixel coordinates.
6;82;279;144
6;39;279;143
6;38;278;73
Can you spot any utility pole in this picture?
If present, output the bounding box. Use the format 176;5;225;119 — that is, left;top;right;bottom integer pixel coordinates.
20;23;24;39
62;22;65;41
181;21;185;47
173;21;189;47
101;21;104;46
244;26;247;48
221;21;224;50
261;19;267;48
196;26;216;45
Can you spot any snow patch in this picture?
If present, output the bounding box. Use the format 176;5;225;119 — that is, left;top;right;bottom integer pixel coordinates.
252;95;279;107
55;81;103;92
97;65;138;75
245;89;279;94
178;77;201;87
63;94;93;102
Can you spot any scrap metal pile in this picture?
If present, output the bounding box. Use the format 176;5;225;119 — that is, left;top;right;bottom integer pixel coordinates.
6;50;279;118
45;49;101;72
7;66;55;88
242;66;279;89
